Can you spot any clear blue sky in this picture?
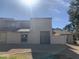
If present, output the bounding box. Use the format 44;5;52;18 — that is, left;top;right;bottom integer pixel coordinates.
0;0;70;29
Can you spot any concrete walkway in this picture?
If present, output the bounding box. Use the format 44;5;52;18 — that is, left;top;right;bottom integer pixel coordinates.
67;44;79;54
61;44;79;59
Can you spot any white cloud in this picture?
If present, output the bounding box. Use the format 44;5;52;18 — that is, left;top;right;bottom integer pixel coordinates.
53;9;61;14
1;0;70;19
56;0;70;7
53;17;62;22
45;0;70;8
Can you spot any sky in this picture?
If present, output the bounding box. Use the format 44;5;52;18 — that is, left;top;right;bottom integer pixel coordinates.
0;0;71;29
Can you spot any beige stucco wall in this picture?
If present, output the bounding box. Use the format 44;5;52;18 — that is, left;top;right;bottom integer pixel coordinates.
67;35;73;43
28;18;52;44
51;34;73;44
0;32;7;44
6;32;21;44
52;35;67;44
0;18;52;44
0;32;21;44
51;30;73;44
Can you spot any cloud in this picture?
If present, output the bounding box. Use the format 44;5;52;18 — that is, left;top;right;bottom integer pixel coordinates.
33;0;70;16
55;0;70;7
43;0;70;10
53;17;62;22
53;9;61;14
0;0;70;19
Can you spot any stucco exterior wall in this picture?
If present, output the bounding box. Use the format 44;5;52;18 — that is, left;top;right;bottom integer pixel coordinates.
51;29;73;44
67;35;73;44
52;35;67;44
0;32;21;44
0;32;7;44
28;18;52;44
6;32;21;44
51;34;73;44
0;18;52;44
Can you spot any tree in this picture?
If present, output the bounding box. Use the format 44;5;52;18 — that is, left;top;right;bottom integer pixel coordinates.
68;0;79;32
63;23;73;32
64;0;79;42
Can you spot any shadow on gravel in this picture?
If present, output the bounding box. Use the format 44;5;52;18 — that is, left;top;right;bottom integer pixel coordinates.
60;44;79;59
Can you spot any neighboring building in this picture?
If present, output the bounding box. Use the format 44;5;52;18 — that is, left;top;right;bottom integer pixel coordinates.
0;18;53;44
52;29;73;44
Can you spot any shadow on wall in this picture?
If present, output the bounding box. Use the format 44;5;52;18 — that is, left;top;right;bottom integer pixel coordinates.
0;44;79;59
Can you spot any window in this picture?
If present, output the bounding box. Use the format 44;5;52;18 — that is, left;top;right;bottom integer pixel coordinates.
21;34;28;42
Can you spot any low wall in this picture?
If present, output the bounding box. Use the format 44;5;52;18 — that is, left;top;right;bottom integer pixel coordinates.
51;34;73;44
